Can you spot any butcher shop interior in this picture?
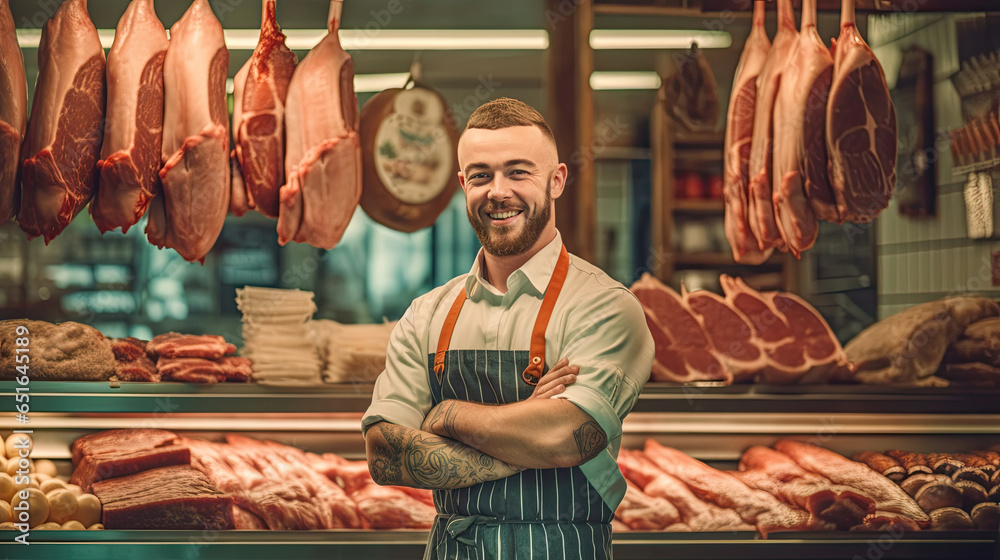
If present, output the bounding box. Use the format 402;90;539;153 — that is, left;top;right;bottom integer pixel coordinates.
1;0;1000;557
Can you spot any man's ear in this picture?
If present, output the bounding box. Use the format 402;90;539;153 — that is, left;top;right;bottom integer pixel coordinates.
458;172;467;192
550;163;568;200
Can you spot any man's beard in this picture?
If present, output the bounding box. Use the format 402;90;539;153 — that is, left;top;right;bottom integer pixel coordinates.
468;181;552;257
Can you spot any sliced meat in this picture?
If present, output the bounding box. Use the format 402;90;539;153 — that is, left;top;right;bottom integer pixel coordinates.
71;443;191;492
723;0;772;264
93;465;234;530
899;473;953;498
111;337;148;362
971;502;1000;531
886;450;933;477
72;429;180;464
111;337;158;382
18;0;106;243
928;507;974;531
147;0;229;263
279;0;361;249
913;479;962;511
0;0;27;223
853;451;906;481
765;291;849;382
683;286;767;382
91;0;167;234
157;356;253;383
775;439;930;527
147;333;237;359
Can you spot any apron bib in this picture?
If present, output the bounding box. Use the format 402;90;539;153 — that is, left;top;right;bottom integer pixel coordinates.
422;246;614;560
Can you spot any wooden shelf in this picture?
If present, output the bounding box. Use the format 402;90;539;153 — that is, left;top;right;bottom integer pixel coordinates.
673;198;724;213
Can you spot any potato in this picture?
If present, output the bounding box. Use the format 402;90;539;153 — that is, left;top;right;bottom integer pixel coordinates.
0;473;16;502
0;456;6;472
33;473;51;483
23;487;49;527
0;522;16;530
0;500;11;523
87;523;104;530
65;484;83;497
34;459;57;478
5;456;32;478
61;520;86;531
46;489;77;525
4;434;32;459
74;494;102;528
40;478;66;494
33;522;60;530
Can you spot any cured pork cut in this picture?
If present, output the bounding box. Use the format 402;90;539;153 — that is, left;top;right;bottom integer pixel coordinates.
280;0;361;249
770;0;833;257
683;286;767;382
826;0;897;222
157;356;253;383
147;0;229;263
643;440;831;535
774;439;930;526
18;0;105;243
111;337;159;382
722;0;771;264
0;0;26;223
93;465;234;530
232;0;297;219
91;0;167;234
147;332;237;359
745;0;796;251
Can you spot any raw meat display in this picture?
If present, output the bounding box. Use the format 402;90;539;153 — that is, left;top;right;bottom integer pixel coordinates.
92;465;235;530
852;451;905;481
0;0;27;223
359;75;460;232
770;0;832;256
661;43;720;133
722;0;771;265
146;0;229;263
0;320;115;381
615;480;682;531
147;333;237;359
845;296;1000;386
232;0;297;219
91;0;167;234
279;0;361;249
18;0;106;243
71;428;190;491
745;0;796;252
349;482;435;530
157;356;253;383
72;428;181;464
110;337;159;382
631;273;847;384
943;317;1000;366
826;0;897;223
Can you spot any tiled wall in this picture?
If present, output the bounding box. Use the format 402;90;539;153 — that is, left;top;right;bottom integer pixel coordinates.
871;14;1000;319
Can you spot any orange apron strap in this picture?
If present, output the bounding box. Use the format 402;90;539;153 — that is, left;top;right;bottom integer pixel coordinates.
434;288;468;380
522;245;570;385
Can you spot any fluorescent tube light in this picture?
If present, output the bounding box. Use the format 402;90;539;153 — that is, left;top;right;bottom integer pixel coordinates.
353;72;410;92
590;71;661;90
590;29;732;50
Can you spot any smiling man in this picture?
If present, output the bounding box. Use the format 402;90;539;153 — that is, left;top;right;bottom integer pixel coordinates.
362;98;654;559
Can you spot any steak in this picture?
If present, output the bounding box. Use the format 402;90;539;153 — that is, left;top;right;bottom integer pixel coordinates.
279;0;361;249
91;0;166;234
18;0;105;243
826;0;897;223
683;285;767;382
0;0;27;223
157;356;253;383
111;337;159;382
722;0;771;264
233;0;296;218
93;465;234;530
146;0;229;263
147;332;237;359
72;428;180;464
70;428;190;491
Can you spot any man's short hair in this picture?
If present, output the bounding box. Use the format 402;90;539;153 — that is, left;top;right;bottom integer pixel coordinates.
464;98;556;144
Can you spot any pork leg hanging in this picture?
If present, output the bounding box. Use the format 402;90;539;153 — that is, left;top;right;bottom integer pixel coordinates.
279;0;361;250
18;0;106;243
0;0;27;223
147;0;229;263
91;0;167;234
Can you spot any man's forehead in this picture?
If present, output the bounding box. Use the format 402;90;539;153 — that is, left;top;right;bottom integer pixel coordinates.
458;126;557;168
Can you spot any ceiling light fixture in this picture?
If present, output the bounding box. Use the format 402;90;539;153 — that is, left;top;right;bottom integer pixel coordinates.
590;29;732;50
590;71;661;90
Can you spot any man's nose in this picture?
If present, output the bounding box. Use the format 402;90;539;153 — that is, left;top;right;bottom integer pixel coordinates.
487;177;512;201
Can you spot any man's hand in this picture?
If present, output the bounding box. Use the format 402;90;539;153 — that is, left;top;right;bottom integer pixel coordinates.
527;358;579;400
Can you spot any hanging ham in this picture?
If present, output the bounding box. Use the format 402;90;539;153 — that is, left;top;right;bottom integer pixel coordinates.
0;0;26;224
279;0;361;249
826;0;897;222
18;0;105;243
91;0;167;234
722;0;770;264
232;0;297;219
359;74;459;233
147;0;229;263
770;0;833;257
745;0;796;252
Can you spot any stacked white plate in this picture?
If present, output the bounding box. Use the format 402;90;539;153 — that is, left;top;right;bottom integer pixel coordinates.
236;286;323;385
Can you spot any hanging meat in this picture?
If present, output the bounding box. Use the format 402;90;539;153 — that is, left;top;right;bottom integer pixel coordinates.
826;0;897;222
359;69;459;233
146;0;229;263
279;0;361;249
232;0;297;219
91;0;167;234
722;0;771;264
770;0;833;257
18;0;106;243
0;0;26;224
745;0;796;252
230;59;251;217
661;43;720;133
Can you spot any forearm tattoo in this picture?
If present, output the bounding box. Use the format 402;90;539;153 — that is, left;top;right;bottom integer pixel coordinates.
369;422;515;489
573;421;607;463
424;400;461;440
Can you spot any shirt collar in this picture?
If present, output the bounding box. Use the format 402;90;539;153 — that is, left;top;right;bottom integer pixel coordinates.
465;231;564;299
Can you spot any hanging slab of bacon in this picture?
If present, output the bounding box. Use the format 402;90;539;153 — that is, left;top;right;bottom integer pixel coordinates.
91;0;167;234
0;0;26;223
18;0;105;243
